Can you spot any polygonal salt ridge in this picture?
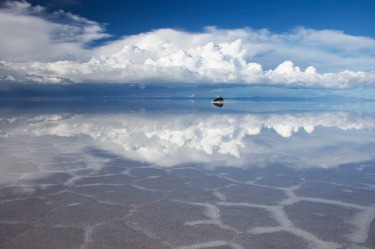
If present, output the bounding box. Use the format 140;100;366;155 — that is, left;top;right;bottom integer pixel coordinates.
64;175;84;186
218;182;288;206
208;172;252;186
217;202;340;249
166;183;224;204
169;167;209;179
171;200;220;220
71;174;135;186
0;197;54;226
177;240;245;249
284;201;374;248
35;201;131;228
0;184;67;205
251;180;375;246
253;174;304;188
80;225;94;249
299;179;375;191
0;196;46;205
2;225;85;249
130;182;160;192
296;181;375;207
125;198;238;246
218;204;279;233
172;200;239;233
86;220;171;249
132;173;191;193
256;179;373;210
40;191;93;209
185;175;236;191
213;190;226;201
348;204;375;244
129;166;169;178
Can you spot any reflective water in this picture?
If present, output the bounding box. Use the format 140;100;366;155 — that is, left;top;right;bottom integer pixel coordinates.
0;99;375;249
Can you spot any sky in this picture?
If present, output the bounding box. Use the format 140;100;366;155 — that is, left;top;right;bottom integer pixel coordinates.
0;0;375;94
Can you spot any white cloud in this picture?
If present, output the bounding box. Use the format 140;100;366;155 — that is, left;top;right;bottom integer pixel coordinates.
3;111;375;168
0;1;375;88
0;1;109;62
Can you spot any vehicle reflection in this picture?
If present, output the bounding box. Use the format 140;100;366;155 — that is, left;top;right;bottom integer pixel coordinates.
213;102;224;108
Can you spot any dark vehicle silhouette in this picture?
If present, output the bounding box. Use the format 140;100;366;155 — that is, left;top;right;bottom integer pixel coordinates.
211;96;224;107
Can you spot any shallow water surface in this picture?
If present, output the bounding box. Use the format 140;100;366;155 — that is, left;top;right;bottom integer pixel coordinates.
0;99;375;249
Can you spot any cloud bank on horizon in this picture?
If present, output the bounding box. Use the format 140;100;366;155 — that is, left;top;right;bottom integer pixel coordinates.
1;1;375;88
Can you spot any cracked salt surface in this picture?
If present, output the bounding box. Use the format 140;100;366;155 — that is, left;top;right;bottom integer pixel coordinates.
1;143;374;249
1;106;375;249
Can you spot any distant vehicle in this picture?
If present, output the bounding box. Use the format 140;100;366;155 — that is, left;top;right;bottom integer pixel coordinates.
211;96;224;103
211;96;224;108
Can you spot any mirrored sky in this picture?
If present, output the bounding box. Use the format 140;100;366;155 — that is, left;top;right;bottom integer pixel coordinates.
1;99;375;173
1;99;375;249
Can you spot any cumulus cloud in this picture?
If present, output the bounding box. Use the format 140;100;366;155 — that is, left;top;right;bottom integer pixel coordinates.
0;1;375;88
3;111;375;168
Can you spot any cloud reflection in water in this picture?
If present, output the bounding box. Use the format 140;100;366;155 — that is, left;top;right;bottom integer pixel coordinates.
1;110;375;169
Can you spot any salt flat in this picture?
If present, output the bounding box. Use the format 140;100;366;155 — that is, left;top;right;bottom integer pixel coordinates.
0;100;375;249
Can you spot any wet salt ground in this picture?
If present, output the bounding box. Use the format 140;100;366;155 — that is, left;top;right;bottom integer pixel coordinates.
0;138;375;249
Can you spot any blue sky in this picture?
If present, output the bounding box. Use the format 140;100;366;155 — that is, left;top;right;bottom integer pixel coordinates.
0;0;375;93
21;0;375;38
